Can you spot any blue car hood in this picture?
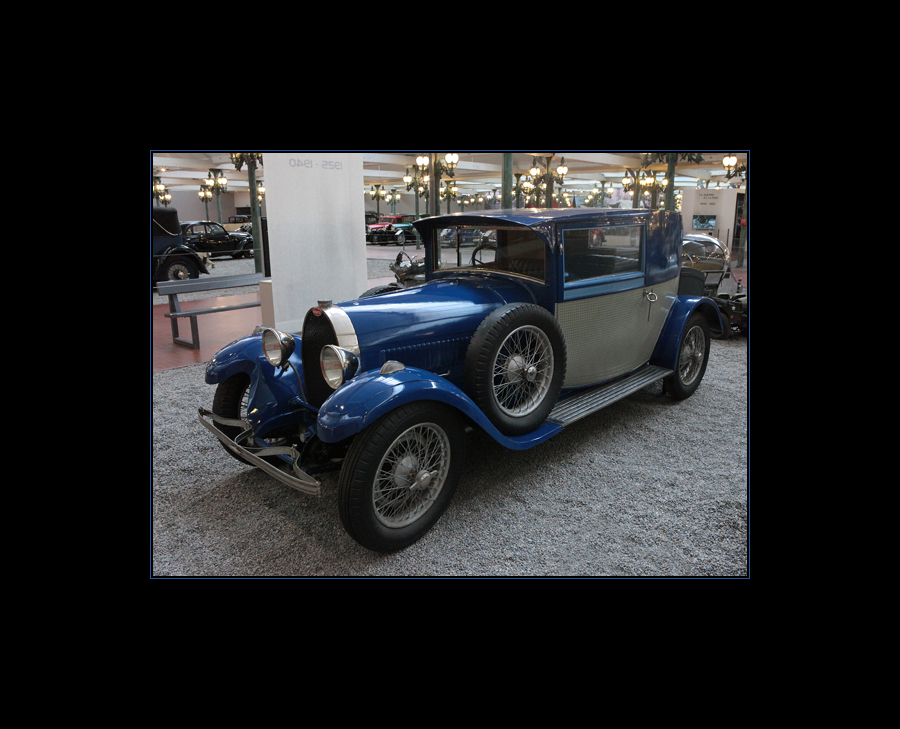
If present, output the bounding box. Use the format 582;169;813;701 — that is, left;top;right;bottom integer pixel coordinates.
339;276;534;356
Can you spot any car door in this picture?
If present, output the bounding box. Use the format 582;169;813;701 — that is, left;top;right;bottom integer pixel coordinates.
556;222;674;388
201;222;232;255
183;224;204;250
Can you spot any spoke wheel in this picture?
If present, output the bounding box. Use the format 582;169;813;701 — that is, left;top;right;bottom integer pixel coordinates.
373;422;451;528
212;374;287;466
678;324;706;386
465;303;566;436
665;311;710;400
491;325;554;417
162;258;197;281
339;402;465;552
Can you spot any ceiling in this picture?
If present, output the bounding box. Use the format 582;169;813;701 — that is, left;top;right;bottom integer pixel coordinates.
151;151;748;203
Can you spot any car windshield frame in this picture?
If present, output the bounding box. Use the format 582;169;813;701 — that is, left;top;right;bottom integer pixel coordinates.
432;225;547;282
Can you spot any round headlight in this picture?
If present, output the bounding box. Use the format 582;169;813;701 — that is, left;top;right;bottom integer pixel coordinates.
260;327;295;369
320;345;359;390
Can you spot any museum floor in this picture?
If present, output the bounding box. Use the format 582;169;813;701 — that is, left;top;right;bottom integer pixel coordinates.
152;251;748;373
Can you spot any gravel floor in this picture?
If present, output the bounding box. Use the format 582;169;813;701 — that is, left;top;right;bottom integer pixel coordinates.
151;333;749;578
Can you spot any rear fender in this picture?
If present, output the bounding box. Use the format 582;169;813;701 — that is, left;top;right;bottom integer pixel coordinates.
156;245;210;276
316;366;561;450
651;295;724;371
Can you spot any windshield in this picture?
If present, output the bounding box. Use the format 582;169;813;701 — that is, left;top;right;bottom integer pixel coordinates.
433;226;546;281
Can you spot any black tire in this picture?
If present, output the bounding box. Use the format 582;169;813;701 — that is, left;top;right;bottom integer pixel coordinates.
338;402;465;552
665;311;710;400
359;284;401;298
212;374;286;466
465;304;566;436
212;374;253;465
159;256;198;281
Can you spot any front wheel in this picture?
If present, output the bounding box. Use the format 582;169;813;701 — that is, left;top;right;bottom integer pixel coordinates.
212;374;253;464
338;402;465;552
212;374;286;466
665;312;710;400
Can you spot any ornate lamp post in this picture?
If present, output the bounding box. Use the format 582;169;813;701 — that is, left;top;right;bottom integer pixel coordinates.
198;185;213;218
439;180;459;211
637;170;667;209
230;153;264;273
585;182;616;207
528;155;568;207
204;168;228;222
427;152;459;216
404;164;430;248
640;152;704;210
511;173;529;208
152;176;172;206
369;184;388;215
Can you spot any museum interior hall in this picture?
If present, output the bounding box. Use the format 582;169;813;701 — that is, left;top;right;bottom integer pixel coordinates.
151;151;749;372
151;151;749;577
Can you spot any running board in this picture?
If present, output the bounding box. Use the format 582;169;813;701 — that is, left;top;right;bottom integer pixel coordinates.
547;365;672;427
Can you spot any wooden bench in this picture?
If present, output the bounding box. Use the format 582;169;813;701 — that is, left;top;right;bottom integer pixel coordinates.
156;273;265;349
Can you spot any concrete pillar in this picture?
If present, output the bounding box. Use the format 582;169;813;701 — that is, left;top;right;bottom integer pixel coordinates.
260;153;366;332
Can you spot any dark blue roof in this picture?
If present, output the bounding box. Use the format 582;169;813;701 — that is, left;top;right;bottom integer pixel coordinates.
413;208;652;246
415;207;649;229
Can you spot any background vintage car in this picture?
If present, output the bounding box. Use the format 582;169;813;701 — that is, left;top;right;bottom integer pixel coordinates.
201;208;723;552
366;214;418;245
681;233;729;290
151;207;210;282
181;220;254;259
681;232;747;337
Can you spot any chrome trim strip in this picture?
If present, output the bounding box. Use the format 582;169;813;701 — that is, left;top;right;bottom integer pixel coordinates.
321;305;359;354
198;408;321;496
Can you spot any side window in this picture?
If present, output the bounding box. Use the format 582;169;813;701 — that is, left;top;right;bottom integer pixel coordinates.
563;225;642;284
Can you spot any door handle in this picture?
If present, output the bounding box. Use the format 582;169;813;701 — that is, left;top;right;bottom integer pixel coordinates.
644;290;657;321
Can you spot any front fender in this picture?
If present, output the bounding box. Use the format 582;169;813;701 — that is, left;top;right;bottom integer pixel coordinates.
316;366;561;451
205;332;312;437
204;333;264;384
651;295;724;371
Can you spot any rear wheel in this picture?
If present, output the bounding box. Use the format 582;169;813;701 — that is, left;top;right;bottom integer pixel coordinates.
160;256;198;281
665;312;710;399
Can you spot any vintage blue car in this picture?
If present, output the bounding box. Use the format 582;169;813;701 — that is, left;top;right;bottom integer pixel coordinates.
199;208;724;552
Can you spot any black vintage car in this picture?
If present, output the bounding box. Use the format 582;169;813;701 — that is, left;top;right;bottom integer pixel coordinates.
152;208;210;283
181;220;254;259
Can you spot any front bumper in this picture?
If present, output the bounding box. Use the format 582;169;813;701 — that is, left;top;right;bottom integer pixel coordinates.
198;407;321;496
